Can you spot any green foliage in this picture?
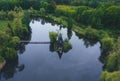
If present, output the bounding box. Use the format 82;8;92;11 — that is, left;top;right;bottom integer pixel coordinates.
63;39;72;52
75;6;90;21
0;20;10;31
71;0;100;7
103;6;120;28
91;8;104;28
40;8;46;16
106;52;119;71
46;0;56;13
12;10;29;39
97;30;109;39
56;4;120;29
3;48;17;60
101;37;114;52
7;11;16;20
0;31;10;46
22;11;30;26
104;37;120;72
13;18;23;37
55;0;71;4
0;10;7;20
67;16;73;30
0;8;30;61
0;1;120;81
56;5;78;16
0;0;42;10
81;9;94;25
11;36;20;44
49;32;58;42
84;26;99;40
100;71;120;81
101;37;120;81
8;36;20;48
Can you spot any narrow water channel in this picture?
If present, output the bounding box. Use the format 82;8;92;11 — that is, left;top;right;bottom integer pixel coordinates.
0;19;103;81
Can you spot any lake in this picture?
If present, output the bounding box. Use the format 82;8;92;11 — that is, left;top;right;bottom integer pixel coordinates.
0;18;103;81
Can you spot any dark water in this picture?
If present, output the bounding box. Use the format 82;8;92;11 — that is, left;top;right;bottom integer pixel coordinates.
0;19;103;81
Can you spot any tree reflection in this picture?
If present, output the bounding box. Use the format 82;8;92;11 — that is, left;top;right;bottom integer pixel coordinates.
75;32;98;48
67;29;73;40
49;29;72;59
17;42;26;54
0;58;25;80
16;28;32;54
83;38;98;48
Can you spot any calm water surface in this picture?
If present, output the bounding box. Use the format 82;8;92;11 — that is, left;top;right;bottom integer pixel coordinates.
0;19;103;81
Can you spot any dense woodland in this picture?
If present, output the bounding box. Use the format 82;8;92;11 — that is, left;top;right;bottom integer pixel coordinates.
0;0;120;81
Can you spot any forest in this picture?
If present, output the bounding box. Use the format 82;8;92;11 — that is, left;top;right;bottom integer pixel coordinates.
0;0;120;81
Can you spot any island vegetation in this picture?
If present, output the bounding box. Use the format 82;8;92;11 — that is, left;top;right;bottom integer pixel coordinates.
0;0;120;81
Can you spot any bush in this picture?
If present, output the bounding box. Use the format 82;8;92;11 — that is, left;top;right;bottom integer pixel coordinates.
98;30;109;39
106;52;118;71
49;32;58;42
103;6;120;28
84;26;99;40
101;37;114;52
63;39;72;52
0;10;7;20
100;71;120;81
8;36;20;48
105;37;120;71
3;48;17;60
56;5;77;17
81;9;94;25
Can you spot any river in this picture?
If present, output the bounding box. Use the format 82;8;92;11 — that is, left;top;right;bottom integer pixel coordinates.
0;18;103;81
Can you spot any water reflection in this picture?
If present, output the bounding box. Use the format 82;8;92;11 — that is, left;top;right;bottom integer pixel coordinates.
16;28;32;54
17;42;26;54
37;16;98;49
67;29;73;40
0;26;31;80
75;32;98;48
49;29;72;59
0;58;24;80
0;18;103;81
83;38;98;48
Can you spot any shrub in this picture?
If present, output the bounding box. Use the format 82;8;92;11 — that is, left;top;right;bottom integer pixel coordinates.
101;37;114;52
63;39;72;52
106;52;118;71
8;36;20;48
100;71;120;81
84;26;99;40
105;37;120;71
49;32;58;42
3;48;17;60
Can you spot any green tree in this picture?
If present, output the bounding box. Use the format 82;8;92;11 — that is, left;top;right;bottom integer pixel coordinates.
47;0;56;13
100;71;120;81
63;39;72;52
40;8;46;16
49;32;58;42
0;10;7;20
75;6;90;22
81;9;94;25
103;6;120;28
0;31;10;46
101;37;114;53
67;16;73;30
3;48;17;60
